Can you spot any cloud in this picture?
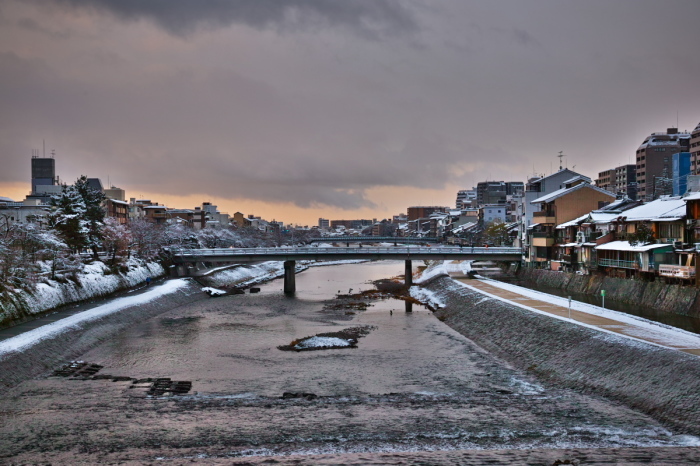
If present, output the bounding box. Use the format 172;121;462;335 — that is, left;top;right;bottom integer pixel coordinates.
43;0;417;37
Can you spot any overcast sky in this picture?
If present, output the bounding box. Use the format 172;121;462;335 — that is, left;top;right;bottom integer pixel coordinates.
1;0;698;224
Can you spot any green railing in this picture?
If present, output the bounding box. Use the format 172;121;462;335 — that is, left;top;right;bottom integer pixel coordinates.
598;258;637;269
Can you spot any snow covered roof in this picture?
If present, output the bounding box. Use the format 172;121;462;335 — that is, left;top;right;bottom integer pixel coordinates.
595;241;673;252
0;196;15;202
526;223;540;230
557;210;620;229
556;214;587;229
616;197;686;222
563;175;592;185
531;182;614;205
559;242;579;247
528;168;582;185
683;192;700;201
107;199;129;205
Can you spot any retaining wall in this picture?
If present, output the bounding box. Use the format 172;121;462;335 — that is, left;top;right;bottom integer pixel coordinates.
424;275;700;436
516;268;700;318
0;261;165;329
0;280;205;388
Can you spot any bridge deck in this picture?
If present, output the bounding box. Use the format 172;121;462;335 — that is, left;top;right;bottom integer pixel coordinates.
308;236;438;243
170;246;522;263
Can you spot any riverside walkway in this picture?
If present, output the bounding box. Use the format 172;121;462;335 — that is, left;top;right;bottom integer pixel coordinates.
448;269;700;356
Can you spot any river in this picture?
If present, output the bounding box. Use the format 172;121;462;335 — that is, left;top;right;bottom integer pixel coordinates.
1;261;697;463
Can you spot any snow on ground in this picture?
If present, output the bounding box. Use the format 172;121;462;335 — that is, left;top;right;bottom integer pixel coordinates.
0;279;190;357
202;287;227;296
414;262;448;284
443;261;472;274
294;336;353;350
409;286;446;309
202;261;302;288
23;259;163;316
460;276;700;350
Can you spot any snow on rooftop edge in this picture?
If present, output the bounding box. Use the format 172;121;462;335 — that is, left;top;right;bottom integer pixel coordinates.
595;241;673;252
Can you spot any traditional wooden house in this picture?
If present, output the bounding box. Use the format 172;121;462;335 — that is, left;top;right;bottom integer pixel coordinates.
592;197;688;278
527;182;615;268
595;241;674;277
553;198;642;273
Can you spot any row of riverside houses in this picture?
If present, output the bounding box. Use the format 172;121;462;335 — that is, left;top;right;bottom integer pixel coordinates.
526;183;700;282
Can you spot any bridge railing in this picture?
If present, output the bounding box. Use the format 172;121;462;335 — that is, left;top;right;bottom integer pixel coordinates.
169;246;523;257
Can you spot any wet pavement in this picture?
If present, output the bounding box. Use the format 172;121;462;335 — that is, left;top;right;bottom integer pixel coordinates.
1;261;699;463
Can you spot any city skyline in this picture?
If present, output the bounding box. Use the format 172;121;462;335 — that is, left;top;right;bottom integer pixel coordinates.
1;0;699;224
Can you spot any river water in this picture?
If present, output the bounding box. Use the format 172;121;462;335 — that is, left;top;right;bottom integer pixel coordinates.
1;261;697;463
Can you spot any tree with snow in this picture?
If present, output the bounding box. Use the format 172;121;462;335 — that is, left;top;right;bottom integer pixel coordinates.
48;176;106;258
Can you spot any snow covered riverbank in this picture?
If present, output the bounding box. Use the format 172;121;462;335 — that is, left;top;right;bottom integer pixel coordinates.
0;279;190;357
413;263;700;436
0;259;164;329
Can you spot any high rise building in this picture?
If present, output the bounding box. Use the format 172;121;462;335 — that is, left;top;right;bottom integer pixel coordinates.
672;152;691;196
31;156;55;192
475;181;524;207
614;165;637;200
596;165;636;200
636;128;691;201
595;169;613;192
691;122;700;175
455;189;476;209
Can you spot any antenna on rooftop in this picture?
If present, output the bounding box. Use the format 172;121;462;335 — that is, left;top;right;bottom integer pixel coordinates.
557;151;566;170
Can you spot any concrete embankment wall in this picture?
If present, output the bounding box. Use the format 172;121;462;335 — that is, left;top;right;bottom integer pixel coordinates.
0;280;206;389
515;267;700;319
423;275;700;436
0;262;286;388
0;261;165;329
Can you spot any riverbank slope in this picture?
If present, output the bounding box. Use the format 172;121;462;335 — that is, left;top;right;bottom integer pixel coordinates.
421;272;700;436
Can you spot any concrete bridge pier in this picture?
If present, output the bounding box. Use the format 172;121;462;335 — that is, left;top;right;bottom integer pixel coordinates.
405;260;413;287
284;260;296;294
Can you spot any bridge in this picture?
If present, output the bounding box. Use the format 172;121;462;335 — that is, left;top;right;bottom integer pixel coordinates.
307;236;438;245
170;246;522;293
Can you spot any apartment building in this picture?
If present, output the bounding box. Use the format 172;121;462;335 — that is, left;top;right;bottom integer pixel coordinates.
636;128;691;201
596;165;636;200
691;121;700;175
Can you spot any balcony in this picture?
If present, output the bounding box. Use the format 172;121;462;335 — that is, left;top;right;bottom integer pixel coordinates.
533;211;556;224
659;264;696;279
532;236;555;247
598;258;637;269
